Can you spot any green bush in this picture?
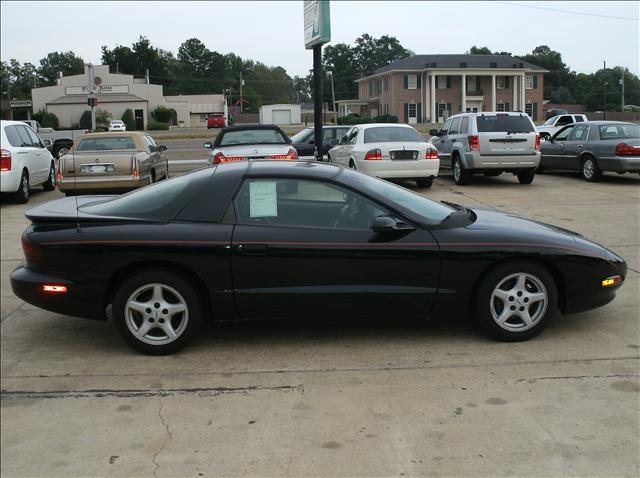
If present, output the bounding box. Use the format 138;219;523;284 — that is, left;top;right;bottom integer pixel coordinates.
79;109;112;131
373;114;398;123
337;115;376;125
147;121;170;131
32;110;59;129
121;109;135;131
79;110;92;129
151;106;175;124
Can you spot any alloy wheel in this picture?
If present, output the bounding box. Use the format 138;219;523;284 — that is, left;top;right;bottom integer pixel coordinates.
583;159;594;179
124;283;189;346
453;160;461;182
489;272;548;332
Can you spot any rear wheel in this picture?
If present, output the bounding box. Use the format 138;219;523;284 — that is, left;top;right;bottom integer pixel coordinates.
475;261;557;341
42;162;56;191
112;270;202;355
416;178;433;188
581;156;602;182
53;143;72;159
517;168;536;184
13;170;29;204
349;159;356;170
452;156;471;185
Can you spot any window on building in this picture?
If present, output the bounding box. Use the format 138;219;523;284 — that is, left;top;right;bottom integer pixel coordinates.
525;75;534;89
408;103;417;118
466;76;477;92
525;103;534;117
407;75;417;90
199;114;207;122
436;76;447;89
437;103;448;118
384;78;389;91
496;103;505;112
384;104;389;115
497;76;506;89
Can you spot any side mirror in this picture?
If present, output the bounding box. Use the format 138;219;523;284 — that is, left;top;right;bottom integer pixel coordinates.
429;129;440;136
372;216;397;232
158;145;168;151
42;139;52;147
203;142;214;149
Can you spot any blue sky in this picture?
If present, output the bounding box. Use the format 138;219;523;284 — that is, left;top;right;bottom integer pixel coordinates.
1;1;638;76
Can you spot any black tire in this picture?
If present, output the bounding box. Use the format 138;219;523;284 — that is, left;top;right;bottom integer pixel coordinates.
452;155;471;186
349;159;356;169
474;261;557;342
53;143;72;159
416;178;433;188
581;156;602;182
112;269;203;355
517;168;536;184
13;170;29;204
42;162;56;191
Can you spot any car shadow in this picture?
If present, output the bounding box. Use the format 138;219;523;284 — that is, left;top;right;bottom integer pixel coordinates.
539;171;640;183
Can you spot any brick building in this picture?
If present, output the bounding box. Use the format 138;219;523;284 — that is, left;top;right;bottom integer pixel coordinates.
336;54;546;123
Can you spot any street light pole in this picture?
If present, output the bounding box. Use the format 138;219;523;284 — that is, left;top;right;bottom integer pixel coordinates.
313;44;323;161
603;81;608;121
328;71;336;124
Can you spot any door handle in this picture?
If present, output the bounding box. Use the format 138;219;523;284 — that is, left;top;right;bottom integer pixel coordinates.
236;244;268;255
577;145;583;149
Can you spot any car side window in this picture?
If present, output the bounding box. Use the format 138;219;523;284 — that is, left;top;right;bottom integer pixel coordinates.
23;126;43;148
14;126;34;147
449;117;461;135
574;116;584;123
233;178;390;230
144;135;158;152
556;115;573;126
348;129;359;145
460;117;469;134
441;118;453;135
568;125;589;142
4;126;25;147
554;126;574;142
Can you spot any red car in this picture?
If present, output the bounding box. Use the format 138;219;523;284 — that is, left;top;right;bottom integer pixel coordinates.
207;113;227;129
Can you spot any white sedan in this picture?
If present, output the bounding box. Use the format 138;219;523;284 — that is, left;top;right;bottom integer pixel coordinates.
327;123;440;188
108;120;127;132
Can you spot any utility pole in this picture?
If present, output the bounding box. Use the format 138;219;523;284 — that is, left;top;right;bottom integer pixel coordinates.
328;71;336;124
239;72;244;113
86;63;96;131
603;81;608;121
620;70;625;112
313;45;323;160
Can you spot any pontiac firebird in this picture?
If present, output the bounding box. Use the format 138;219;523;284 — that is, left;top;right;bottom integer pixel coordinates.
11;160;626;354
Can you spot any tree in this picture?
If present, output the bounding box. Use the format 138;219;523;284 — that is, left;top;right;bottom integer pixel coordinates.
353;34;412;75
520;45;572;100
467;46;492;55
121;109;135;130
38;51;84;86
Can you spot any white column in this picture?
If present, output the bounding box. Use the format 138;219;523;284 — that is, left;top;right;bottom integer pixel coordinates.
512;76;517;111
461;74;467;113
430;75;436;122
491;74;496;111
520;74;526;112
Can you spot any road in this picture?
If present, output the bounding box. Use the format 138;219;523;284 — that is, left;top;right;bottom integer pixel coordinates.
1;170;639;477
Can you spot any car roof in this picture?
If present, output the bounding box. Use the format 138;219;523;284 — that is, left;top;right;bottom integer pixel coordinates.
80;131;143;138
581;121;634;125
1;120;36;127
357;123;416;129
219;125;285;133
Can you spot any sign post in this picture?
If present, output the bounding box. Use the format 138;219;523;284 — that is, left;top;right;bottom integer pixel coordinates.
86;63;97;131
304;0;330;161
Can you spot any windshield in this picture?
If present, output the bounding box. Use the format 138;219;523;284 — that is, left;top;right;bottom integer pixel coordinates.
79;169;211;220
599;124;640;139
477;114;535;133
219;129;287;146
339;168;454;225
364;126;425;144
543;116;557;126
290;129;313;143
110;121;123;124
76;136;137;151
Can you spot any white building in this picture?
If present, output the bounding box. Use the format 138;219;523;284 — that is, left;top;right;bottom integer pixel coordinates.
31;65;227;129
259;104;301;125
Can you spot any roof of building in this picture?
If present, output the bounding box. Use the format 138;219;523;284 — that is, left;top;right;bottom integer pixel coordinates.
365;54;546;77
47;94;147;105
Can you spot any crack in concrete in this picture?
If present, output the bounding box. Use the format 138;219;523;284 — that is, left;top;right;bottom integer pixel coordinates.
515;373;639;383
151;397;172;478
0;301;25;323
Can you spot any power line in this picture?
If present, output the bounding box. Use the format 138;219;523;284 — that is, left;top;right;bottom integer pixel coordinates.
496;1;640;21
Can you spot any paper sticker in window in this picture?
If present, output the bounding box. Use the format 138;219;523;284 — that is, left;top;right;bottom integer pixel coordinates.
249;181;278;217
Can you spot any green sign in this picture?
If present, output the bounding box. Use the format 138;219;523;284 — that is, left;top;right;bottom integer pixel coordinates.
304;0;330;49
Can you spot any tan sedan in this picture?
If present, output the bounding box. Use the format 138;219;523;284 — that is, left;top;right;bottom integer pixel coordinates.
57;132;169;195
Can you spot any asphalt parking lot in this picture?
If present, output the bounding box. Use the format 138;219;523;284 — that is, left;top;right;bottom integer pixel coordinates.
1;169;639;477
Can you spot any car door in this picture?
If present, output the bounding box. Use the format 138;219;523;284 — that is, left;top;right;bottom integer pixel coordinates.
561;124;590;169
293;129;314;158
430;118;453;166
144;134;166;176
229;176;440;320
333;127;357;165
17;125;48;184
542;125;574;169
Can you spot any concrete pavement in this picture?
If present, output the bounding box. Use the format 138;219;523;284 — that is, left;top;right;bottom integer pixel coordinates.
1;169;639;477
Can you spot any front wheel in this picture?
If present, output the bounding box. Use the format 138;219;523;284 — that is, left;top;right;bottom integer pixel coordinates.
112;270;203;354
517;168;536;184
42;162;56;191
581;156;602;182
475;261;557;341
452;156;471;185
416;178;433;188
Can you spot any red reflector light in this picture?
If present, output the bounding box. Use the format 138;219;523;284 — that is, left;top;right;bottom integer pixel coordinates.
0;149;11;171
535;133;541;151
213;152;246;164
468;135;480;151
269;148;298;160
42;285;67;293
364;148;383;160
425;148;439;160
22;233;42;261
615;142;639;156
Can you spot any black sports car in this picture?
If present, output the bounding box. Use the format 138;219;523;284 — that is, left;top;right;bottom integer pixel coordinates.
11;161;626;354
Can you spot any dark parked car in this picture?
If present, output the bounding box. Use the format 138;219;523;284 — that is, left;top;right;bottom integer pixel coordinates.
290;126;350;159
540;121;640;181
12;161;626;354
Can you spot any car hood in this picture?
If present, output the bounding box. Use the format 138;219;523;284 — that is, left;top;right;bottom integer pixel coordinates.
456;207;622;261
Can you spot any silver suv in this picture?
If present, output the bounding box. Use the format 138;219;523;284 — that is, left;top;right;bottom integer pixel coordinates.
429;112;541;185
